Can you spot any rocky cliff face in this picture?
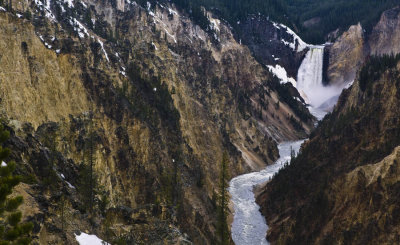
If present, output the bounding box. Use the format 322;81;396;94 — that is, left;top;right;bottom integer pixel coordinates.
257;54;400;244
327;24;366;87
369;6;400;56
327;6;400;87
0;1;313;244
235;16;307;79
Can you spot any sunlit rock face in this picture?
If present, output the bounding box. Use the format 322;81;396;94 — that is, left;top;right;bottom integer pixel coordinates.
327;24;366;88
327;6;400;89
369;6;400;56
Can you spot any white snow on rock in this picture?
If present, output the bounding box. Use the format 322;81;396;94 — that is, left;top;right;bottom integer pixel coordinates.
71;18;89;39
209;19;220;32
34;0;56;21
66;181;76;189
151;42;158;50
1;161;7;167
146;1;155;16
75;232;107;245
64;0;74;8
0;6;6;11
272;22;307;52
267;64;296;87
164;28;177;43
97;39;110;62
168;7;177;16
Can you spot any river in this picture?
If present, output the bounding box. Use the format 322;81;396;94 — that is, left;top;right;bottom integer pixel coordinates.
229;44;335;244
229;140;305;245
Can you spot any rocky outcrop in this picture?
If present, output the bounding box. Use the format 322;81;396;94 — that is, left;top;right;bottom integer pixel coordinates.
327;6;400;87
327;23;366;87
369;6;400;56
257;56;400;244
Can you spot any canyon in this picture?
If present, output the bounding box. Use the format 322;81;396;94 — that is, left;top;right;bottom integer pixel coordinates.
0;0;399;244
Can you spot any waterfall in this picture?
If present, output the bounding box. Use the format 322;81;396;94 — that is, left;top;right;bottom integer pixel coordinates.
296;46;344;120
296;46;325;108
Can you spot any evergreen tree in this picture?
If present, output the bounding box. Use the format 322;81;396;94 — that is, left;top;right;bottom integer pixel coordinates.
216;152;230;245
88;111;95;213
0;124;33;244
77;109;98;213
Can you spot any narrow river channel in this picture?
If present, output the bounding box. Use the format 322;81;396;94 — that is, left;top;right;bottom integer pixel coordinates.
229;140;305;245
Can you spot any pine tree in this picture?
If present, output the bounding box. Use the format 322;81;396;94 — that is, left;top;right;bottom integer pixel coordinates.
0;124;33;244
216;152;230;245
88;111;95;213
77;109;98;213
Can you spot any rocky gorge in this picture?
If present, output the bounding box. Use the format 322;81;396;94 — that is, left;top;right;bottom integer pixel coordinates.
0;0;315;244
257;6;400;245
0;0;399;244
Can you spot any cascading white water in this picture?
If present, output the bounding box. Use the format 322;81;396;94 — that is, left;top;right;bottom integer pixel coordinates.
296;46;344;120
297;46;325;108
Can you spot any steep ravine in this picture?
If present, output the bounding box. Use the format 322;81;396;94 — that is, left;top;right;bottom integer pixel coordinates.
230;42;333;244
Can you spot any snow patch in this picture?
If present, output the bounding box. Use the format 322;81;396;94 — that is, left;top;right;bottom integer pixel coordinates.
75;232;107;245
146;1;154;16
267;64;296;86
34;0;56;21
64;0;74;8
66;181;76;189
168;8;177;16
97;39;109;62
71;18;89;39
164;28;177;43
151;42;158;50
209;19;220;32
1;161;7;167
272;22;307;52
0;7;5;11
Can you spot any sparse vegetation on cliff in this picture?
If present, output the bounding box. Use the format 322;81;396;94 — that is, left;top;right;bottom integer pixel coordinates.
216;152;230;245
0;124;33;244
359;53;400;91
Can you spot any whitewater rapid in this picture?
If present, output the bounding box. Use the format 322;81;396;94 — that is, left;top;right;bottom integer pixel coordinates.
229;140;304;245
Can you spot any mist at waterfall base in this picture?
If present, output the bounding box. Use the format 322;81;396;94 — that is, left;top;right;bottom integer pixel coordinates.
297;46;344;120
